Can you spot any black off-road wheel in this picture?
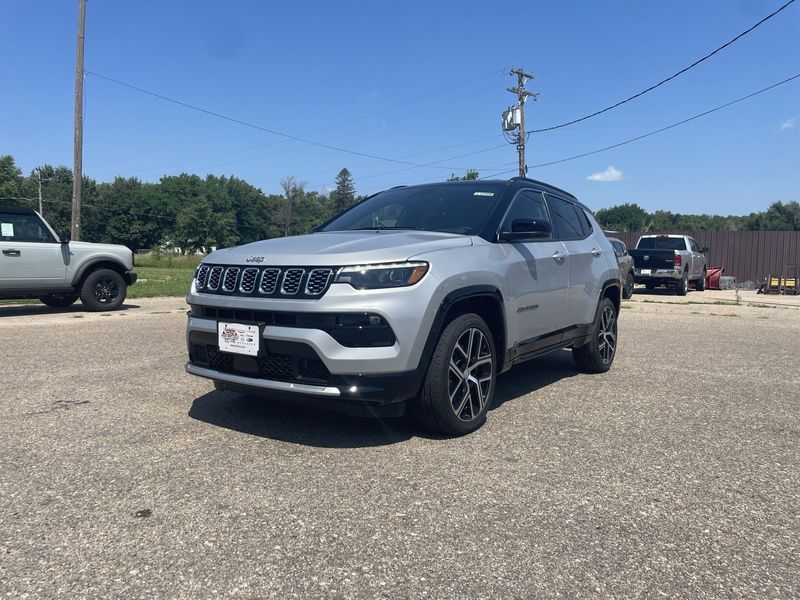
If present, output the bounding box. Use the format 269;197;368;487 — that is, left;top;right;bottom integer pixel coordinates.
39;293;79;308
676;270;689;296
622;271;634;299
696;270;706;291
79;268;127;311
573;297;618;374
414;313;496;436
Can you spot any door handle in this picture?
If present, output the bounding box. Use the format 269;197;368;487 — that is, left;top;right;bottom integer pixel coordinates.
591;248;602;257
2;249;20;257
552;251;566;263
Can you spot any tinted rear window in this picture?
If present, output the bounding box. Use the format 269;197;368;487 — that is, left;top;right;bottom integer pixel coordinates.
637;237;686;251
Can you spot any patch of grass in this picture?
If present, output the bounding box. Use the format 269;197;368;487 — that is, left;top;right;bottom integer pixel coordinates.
134;254;204;269
72;314;84;319
128;266;195;299
620;304;632;310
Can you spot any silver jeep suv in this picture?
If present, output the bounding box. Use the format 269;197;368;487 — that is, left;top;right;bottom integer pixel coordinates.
185;178;621;435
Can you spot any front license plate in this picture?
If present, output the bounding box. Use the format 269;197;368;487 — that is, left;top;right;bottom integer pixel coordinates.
218;322;260;356
639;269;651;275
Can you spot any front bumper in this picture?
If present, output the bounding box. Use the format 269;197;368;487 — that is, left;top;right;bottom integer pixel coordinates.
184;275;442;406
126;271;138;286
185;362;422;412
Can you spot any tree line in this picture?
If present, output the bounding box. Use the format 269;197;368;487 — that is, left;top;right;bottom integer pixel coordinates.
0;155;362;253
2;154;797;253
594;201;800;233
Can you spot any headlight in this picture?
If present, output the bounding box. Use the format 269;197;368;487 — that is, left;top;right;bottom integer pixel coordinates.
334;262;429;289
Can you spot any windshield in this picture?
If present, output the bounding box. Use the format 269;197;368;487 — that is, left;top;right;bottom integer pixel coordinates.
637;237;686;251
320;184;505;235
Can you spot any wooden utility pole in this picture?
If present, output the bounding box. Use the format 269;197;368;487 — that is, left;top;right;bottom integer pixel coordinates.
506;67;538;177
71;0;87;241
36;170;44;216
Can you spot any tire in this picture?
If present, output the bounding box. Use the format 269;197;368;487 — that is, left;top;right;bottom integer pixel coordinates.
622;271;634;300
573;297;618;374
696;270;706;291
414;313;496;436
676;270;689;296
39;293;79;308
645;282;657;291
79;268;127;311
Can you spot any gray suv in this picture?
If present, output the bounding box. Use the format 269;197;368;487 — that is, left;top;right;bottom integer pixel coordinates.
0;205;137;310
185;178;621;435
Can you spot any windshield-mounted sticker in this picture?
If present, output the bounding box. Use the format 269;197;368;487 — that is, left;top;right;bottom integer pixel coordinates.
473;192;494;197
1;223;13;237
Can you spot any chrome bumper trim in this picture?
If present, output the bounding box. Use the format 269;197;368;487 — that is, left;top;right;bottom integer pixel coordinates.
185;363;342;397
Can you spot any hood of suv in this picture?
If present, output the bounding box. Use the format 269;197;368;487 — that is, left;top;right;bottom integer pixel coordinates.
205;230;472;266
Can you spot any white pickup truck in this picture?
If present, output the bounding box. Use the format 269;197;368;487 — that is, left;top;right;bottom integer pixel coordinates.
0;205;137;310
629;234;708;295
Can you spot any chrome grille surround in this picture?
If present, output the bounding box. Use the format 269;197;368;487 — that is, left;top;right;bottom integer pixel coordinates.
195;265;210;288
222;267;240;292
281;268;305;295
259;268;280;294
207;266;224;291
305;268;333;295
239;268;259;294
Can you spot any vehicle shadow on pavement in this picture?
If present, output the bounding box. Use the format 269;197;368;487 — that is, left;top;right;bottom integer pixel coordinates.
188;350;578;448
188;391;417;449
491;349;579;410
0;303;139;317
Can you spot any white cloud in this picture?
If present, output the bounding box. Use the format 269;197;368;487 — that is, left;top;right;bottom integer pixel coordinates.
779;118;796;132
586;166;623;182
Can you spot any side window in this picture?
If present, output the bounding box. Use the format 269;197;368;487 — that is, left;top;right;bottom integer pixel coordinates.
501;190;551;237
578;208;594;235
689;238;699;252
545;195;586;241
0;212;54;243
610;240;624;256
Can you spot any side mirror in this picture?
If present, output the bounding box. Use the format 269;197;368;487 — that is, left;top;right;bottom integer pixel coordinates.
499;218;551;242
701;246;709;253
59;230;70;244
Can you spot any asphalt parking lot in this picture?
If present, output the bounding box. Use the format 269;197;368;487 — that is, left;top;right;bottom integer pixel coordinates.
1;292;799;598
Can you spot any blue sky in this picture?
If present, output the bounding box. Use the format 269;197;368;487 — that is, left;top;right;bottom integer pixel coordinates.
1;0;798;215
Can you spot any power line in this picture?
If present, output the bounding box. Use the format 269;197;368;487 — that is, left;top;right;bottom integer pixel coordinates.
86;71;484;173
529;0;797;134
479;72;800;179
89;72;506;179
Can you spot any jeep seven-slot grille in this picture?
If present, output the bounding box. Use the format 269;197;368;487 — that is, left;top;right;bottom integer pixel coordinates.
195;265;336;299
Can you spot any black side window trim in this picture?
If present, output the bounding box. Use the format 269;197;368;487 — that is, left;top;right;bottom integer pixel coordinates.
544;194;592;242
494;188;554;243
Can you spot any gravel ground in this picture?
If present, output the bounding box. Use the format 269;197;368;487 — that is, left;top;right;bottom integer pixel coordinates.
1;297;798;598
